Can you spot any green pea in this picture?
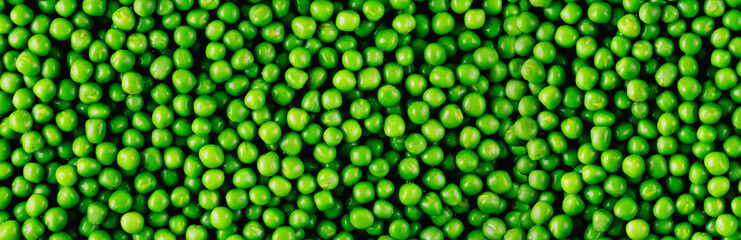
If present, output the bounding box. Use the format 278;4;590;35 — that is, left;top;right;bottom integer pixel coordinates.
548;215;573;239
335;10;360;32
625;219;650;240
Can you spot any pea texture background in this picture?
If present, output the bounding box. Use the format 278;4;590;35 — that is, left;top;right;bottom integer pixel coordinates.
1;0;741;240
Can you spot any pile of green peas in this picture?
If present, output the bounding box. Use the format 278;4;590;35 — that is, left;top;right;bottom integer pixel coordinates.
1;0;741;239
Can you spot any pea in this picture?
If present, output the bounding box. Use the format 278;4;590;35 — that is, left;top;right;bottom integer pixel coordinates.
335;10;360;32
625;219;650;240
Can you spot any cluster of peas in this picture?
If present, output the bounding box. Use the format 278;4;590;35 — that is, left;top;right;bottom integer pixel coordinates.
1;0;741;239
